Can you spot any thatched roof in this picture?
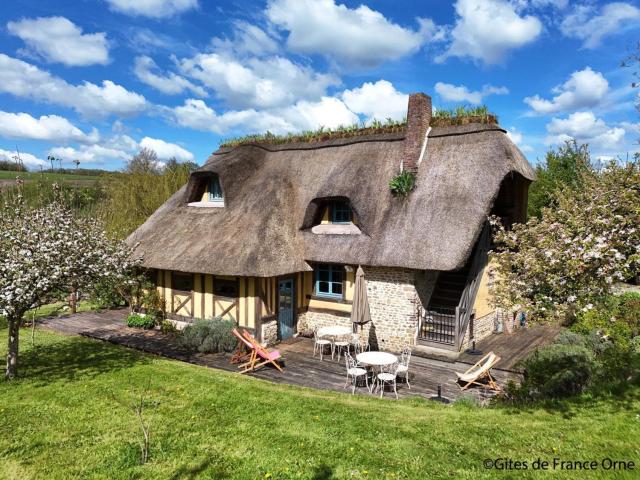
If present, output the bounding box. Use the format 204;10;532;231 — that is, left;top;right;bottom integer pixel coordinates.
128;122;534;277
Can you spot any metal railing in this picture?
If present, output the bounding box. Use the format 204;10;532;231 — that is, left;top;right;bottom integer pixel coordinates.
418;305;456;345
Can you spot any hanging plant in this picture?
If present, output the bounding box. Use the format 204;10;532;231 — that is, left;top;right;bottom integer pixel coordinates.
389;171;416;197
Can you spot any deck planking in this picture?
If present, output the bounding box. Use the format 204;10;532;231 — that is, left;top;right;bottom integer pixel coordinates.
39;309;556;402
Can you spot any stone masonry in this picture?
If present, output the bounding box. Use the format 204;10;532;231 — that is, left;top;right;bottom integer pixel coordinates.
298;266;424;353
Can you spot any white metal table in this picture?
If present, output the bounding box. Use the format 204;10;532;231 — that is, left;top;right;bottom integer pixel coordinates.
318;325;352;338
356;351;398;393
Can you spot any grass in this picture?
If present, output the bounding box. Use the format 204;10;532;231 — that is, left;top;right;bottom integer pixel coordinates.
0;170;101;182
1;332;639;479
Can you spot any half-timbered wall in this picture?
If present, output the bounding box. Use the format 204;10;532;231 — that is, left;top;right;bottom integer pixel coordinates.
155;269;256;328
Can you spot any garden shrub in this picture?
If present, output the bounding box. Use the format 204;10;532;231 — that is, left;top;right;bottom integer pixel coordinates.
126;313;156;329
517;344;595;399
553;330;586;347
90;277;127;309
573;293;640;347
178;318;236;353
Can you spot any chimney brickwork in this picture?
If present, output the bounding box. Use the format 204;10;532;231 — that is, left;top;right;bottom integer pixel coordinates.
401;93;432;173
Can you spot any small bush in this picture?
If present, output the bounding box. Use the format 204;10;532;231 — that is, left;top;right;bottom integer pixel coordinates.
389;171;416;197
160;320;178;335
126;313;156;329
573;293;640;347
517;344;595;399
553;330;586;347
179;318;236;353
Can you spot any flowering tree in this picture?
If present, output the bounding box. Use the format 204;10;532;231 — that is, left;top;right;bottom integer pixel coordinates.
1;187;138;379
490;159;640;323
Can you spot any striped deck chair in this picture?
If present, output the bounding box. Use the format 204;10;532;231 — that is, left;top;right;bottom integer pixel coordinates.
231;328;254;366
241;330;284;373
455;352;501;391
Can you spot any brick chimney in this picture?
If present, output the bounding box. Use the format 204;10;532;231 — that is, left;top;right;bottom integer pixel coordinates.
401;93;432;173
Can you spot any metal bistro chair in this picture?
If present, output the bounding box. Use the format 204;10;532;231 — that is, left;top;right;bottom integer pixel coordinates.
396;344;412;389
344;352;368;394
313;328;332;361
334;334;351;363
376;361;399;399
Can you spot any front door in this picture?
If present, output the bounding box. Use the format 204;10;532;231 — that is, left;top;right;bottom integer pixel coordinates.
278;278;295;340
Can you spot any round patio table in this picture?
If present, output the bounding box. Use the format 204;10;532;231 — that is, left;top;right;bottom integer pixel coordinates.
356;351;398;367
318;325;352;338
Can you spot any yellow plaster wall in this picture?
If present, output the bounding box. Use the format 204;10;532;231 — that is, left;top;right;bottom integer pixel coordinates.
471;262;496;319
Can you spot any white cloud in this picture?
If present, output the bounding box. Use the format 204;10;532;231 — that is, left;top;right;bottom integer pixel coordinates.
134;56;206;96
561;2;640;49
435;82;508;104
105;0;198;18
506;127;534;153
266;0;440;67
139;136;194;161
545;111;626;151
0;148;47;169
524;67;609;115
0;111;99;144
212;21;279;57
0;54;147;118
172;96;358;136
7;16;109;66
48;145;131;165
437;0;542;65
341;80;408;122
178;52;339;109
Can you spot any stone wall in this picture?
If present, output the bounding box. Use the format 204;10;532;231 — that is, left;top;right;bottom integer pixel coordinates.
460;308;512;349
298;266;424;353
261;318;278;346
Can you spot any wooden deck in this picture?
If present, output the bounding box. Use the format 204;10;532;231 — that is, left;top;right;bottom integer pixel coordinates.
39;309;558;403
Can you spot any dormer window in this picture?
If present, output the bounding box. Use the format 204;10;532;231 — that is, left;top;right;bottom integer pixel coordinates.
185;172;225;208
207;176;223;203
330;200;352;224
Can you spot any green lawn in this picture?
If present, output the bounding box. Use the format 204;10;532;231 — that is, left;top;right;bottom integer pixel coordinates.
0;170;101;182
1;329;638;479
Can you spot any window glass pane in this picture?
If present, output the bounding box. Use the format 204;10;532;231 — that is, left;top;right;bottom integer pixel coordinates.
331;200;351;223
331;282;343;295
317;281;330;293
318;269;329;281
331;268;344;283
209;177;223;201
172;273;193;291
214;278;237;297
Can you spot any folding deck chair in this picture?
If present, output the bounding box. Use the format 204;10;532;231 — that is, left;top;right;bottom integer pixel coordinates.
240;330;284;373
455;352;501;391
230;328;254;365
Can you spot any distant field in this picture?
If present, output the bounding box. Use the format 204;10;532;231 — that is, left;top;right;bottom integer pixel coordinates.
0;170;103;182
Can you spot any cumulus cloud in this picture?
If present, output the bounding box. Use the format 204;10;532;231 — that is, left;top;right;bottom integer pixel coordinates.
435;82;508;104
0;54;147;118
266;0;441;67
178;52;339;109
0;148;47;169
7;16;109;66
341;80;409;122
105;0;198;18
134;56;206;96
506;127;534;153
0;111;99;144
437;0;542;65
139;136;194;161
47;133;192;166
212;21;279;57
524;67;609;115
172;96;358;136
561;2;640;49
545;111;626;151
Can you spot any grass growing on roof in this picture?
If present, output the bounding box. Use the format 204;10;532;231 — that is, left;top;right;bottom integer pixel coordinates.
220;106;499;148
1;328;638;479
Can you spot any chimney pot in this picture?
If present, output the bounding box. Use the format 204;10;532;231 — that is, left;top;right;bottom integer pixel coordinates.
402;93;432;173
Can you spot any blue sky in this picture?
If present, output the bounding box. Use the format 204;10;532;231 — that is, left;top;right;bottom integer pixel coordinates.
0;0;638;171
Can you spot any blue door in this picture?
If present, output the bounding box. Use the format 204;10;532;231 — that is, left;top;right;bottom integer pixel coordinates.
278;279;295;340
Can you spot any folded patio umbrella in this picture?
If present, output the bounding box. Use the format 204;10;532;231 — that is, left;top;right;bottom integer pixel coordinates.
351;265;371;332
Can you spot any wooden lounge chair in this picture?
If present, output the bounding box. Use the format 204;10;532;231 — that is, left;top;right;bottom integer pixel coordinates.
240;330;284;373
455;352;501;391
230;328;254;365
